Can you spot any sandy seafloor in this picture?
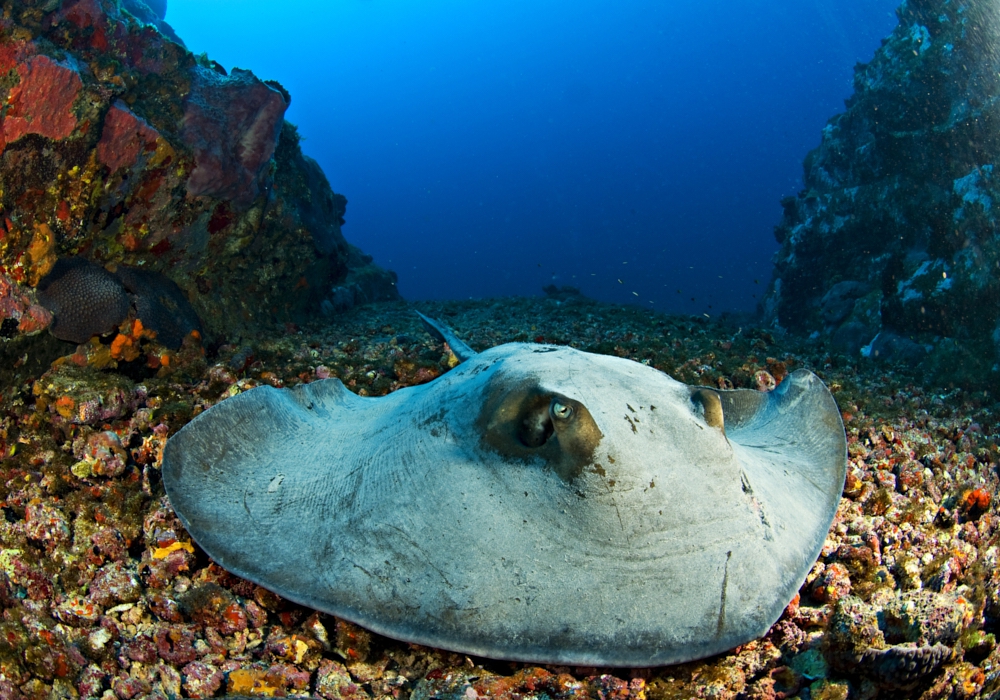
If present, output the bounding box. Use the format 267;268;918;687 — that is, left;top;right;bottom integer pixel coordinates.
1;294;999;700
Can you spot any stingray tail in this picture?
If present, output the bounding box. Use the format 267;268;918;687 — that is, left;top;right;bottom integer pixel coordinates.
415;311;477;362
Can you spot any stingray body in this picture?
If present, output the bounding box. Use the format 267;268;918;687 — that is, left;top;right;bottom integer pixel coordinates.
162;320;846;666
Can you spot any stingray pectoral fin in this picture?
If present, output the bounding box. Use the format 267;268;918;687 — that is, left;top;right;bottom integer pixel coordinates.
720;369;846;475
161;379;366;578
719;369;847;599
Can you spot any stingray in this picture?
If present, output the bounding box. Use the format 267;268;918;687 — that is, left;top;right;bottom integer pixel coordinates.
162;313;846;666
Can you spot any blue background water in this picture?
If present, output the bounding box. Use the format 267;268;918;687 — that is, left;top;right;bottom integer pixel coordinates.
167;0;899;316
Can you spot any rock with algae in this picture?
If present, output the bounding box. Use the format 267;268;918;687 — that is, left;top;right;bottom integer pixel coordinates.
0;0;398;356
762;0;1000;387
32;362;146;426
824;590;972;690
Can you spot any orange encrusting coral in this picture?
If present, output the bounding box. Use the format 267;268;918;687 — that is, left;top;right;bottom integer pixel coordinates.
111;318;156;362
53;395;75;419
226;668;280;696
152;540;195;559
961;487;991;513
26;223;56;284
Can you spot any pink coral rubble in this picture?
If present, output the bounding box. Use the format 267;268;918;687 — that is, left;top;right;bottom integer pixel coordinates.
0;271;53;334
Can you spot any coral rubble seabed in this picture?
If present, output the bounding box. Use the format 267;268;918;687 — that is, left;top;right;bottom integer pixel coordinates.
1;296;999;700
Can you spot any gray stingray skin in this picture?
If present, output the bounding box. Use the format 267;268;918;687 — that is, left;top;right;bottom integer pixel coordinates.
162;335;846;667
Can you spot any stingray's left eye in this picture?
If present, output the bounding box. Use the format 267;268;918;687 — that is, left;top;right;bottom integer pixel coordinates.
551;401;573;421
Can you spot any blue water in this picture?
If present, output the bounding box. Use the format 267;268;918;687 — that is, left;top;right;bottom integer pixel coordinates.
167;0;899;317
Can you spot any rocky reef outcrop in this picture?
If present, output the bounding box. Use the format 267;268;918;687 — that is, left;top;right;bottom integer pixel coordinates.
0;0;398;360
762;0;1000;386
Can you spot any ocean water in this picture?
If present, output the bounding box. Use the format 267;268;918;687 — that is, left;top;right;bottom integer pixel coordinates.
167;0;900;317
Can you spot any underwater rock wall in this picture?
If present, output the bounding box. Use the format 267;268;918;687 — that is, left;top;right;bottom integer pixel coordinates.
763;0;1000;384
0;0;398;348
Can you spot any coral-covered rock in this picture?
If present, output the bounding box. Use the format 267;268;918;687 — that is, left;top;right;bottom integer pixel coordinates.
824;590;972;690
23;501;70;551
33;362;145;425
0;0;398;356
762;0;1000;387
76;429;129;477
121;0;180;45
322;245;401;315
88;560;142;606
77;664;108;698
178;581;248;634
316;658;370;700
0;271;52;335
97;101;160;173
181;66;288;205
1;55;81;148
181;660;224;698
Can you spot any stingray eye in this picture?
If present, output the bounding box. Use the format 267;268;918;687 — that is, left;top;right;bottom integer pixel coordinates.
516;395;574;448
550;401;573;421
